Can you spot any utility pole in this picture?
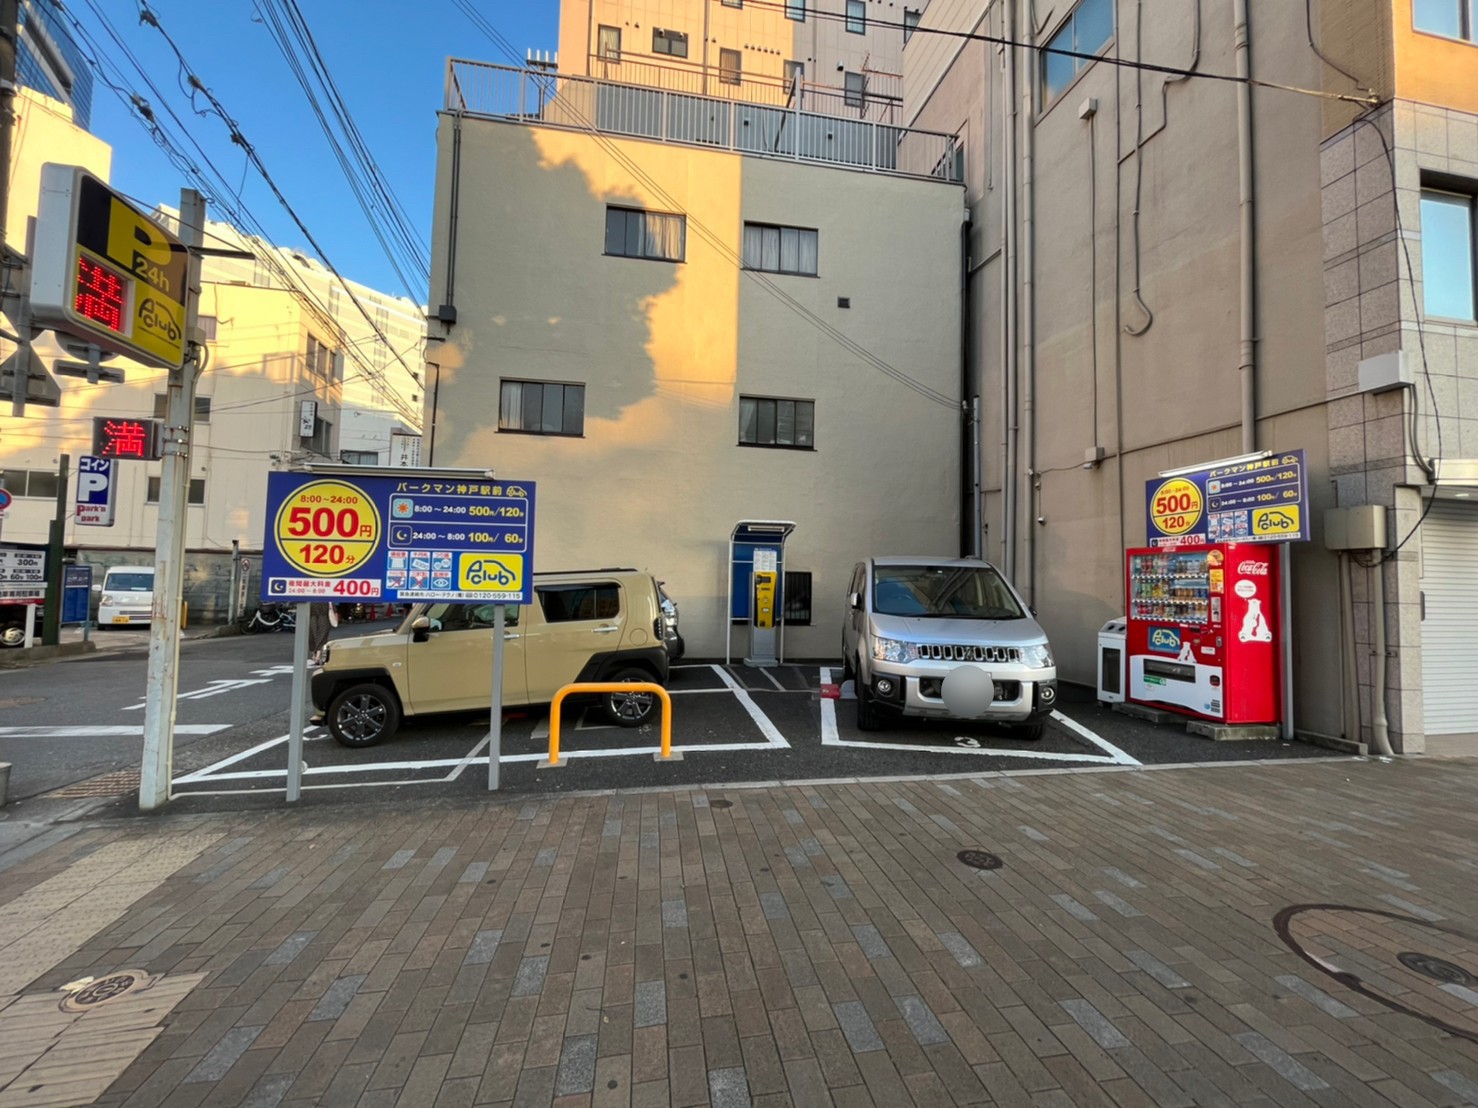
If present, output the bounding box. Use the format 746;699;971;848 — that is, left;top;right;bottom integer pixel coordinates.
41;452;67;645
139;189;205;812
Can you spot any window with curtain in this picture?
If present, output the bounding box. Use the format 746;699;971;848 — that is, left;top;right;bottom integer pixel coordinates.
605;207;686;262
499;380;586;436
1041;0;1114;105
597;25;621;60
1413;0;1475;39
846;0;865;33
719;48;742;85
1420;190;1476;321
742;223;819;276
739;396;815;449
844;71;866;108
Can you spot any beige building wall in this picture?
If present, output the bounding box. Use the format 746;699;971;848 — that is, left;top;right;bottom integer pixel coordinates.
426;112;964;658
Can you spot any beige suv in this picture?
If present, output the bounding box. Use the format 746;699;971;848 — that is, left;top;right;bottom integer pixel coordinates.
312;569;670;747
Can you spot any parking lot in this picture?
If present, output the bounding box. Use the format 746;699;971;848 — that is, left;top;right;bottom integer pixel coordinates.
169;661;1341;803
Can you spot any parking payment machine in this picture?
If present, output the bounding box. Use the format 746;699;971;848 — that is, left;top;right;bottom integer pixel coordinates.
726;520;796;667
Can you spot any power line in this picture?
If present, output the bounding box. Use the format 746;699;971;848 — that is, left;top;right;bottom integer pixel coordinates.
450;0;959;410
737;0;1381;106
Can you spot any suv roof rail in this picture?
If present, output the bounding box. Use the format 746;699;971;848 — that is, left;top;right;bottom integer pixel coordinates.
532;567;639;576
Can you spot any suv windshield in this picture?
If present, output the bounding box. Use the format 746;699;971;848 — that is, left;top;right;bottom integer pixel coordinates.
873;564;1025;620
105;573;154;592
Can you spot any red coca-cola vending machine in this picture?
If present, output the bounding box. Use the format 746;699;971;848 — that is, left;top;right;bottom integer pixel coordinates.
1125;542;1279;723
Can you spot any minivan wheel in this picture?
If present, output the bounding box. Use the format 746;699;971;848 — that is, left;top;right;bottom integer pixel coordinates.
603;668;659;727
1013;720;1046;741
328;683;401;747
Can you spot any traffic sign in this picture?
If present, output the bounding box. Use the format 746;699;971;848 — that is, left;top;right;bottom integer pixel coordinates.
0;488;11;513
75;455;117;526
260;473;536;604
31;164;189;370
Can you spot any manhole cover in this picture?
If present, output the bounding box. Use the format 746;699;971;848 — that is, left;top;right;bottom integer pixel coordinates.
0;696;44;709
710;799;733;809
59;970;156;1012
957;849;1003;871
1397;952;1478;988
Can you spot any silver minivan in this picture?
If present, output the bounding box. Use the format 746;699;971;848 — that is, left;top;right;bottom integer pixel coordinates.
842;556;1058;736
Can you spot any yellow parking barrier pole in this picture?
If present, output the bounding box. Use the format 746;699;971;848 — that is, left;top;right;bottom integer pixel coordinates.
540;682;675;767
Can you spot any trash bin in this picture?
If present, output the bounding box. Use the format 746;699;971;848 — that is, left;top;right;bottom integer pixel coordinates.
1097;618;1127;704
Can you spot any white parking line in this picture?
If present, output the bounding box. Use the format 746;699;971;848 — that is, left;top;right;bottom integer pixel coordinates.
818;668;1137;765
757;667;787;692
173;732;290;783
710;665;790;748
0;724;229;738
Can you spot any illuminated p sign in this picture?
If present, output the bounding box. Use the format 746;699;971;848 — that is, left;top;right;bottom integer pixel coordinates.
75;455;117;526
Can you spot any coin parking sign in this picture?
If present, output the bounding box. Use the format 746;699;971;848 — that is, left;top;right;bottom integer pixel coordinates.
261;473;535;604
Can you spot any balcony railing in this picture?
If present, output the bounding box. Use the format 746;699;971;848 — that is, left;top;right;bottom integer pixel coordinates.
445;59;961;184
584;53;905;124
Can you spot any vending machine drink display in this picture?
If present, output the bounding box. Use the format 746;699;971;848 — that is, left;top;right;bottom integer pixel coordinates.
1125;543;1279;723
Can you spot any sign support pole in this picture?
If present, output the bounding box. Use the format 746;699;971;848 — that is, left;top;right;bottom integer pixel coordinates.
287;602;308;802
139;189;205;812
489;603;505;791
41;453;68;646
1280;542;1294;740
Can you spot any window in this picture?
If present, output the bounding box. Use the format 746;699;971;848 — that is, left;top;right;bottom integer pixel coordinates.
739;396;815;448
742;223;819;276
844;70;866;108
306;334;333;377
0;469;59;499
499;380;586;436
340;450;379;465
722;0;742;6
424;602;520;631
1414;0;1476;39
719;48;742;85
653;28;688;57
1421;190;1476;321
786;0;805;21
198;315;218;341
302;415;334;457
152;394;212;422
597;24;621;61
605;207;686;262
904;7;922;42
783;571;813;626
1041;0;1114;104
538;584;620;622
784;60;804;91
846;0;866;33
146;477;206;505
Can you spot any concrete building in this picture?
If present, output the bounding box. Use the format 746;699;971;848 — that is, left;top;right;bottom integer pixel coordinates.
905;0;1478;753
557;0;931;119
427;58;965;659
17;0;93;130
0;90;426;621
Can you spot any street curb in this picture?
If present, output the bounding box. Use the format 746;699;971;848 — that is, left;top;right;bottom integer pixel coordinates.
0;641;98;668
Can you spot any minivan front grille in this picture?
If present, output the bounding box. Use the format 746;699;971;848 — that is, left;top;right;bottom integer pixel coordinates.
917;644;1019;664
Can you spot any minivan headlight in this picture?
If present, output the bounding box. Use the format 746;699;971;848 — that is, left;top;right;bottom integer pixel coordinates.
872;637;918;664
1022;642;1055;669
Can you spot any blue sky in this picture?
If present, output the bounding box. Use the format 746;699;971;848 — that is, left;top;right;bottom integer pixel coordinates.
79;1;558;304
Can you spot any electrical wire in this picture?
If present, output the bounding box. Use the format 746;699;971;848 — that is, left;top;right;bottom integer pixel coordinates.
450;1;959;409
735;0;1381;106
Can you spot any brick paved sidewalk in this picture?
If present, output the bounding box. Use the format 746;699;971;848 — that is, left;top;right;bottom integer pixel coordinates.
1;758;1477;1107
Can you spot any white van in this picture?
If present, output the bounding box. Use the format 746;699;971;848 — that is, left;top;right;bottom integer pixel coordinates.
98;565;156;626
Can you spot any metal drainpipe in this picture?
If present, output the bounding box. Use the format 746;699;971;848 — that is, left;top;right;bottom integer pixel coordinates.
1233;0;1257;454
1002;0;1018;579
1021;0;1038;604
1370;559;1395;756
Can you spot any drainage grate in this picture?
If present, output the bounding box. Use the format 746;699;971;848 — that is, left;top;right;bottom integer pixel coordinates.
44;770;142;799
957;849;1003;871
59;970;156;1012
1398;952;1478;988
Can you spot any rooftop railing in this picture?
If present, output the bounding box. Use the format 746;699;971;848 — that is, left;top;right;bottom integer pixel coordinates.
445;59;961;184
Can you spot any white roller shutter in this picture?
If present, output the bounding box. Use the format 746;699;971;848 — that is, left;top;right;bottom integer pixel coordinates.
1420;500;1478;736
